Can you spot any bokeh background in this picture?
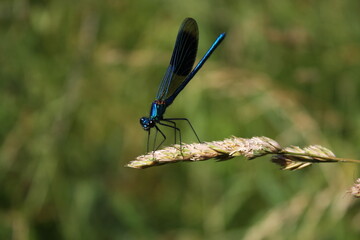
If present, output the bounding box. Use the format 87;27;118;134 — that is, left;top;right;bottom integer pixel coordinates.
1;0;360;239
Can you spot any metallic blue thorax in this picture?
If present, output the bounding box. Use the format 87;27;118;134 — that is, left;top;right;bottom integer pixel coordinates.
149;100;167;121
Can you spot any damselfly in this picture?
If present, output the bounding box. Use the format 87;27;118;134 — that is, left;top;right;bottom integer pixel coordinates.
140;18;225;152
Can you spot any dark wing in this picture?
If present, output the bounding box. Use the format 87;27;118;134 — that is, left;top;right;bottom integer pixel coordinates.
156;18;199;102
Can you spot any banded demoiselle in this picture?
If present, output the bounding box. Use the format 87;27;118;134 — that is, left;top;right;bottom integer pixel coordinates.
140;17;226;152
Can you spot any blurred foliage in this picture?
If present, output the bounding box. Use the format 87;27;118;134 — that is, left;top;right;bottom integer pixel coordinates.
1;0;360;239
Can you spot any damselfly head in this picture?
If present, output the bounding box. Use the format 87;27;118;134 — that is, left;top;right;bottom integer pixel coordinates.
140;117;155;131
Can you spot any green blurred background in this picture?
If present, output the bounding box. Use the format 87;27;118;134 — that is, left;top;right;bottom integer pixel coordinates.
1;0;360;239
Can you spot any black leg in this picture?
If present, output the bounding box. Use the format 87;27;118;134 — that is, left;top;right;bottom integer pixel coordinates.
158;121;181;144
161;119;180;144
159;120;186;156
146;130;150;153
152;127;158;152
154;125;166;151
164;118;201;143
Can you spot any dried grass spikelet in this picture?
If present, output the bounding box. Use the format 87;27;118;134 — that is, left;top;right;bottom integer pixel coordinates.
127;136;360;198
127;136;281;169
271;145;337;170
349;179;360;198
127;136;360;169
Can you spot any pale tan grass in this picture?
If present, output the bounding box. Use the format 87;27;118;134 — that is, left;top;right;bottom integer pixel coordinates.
127;136;360;198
